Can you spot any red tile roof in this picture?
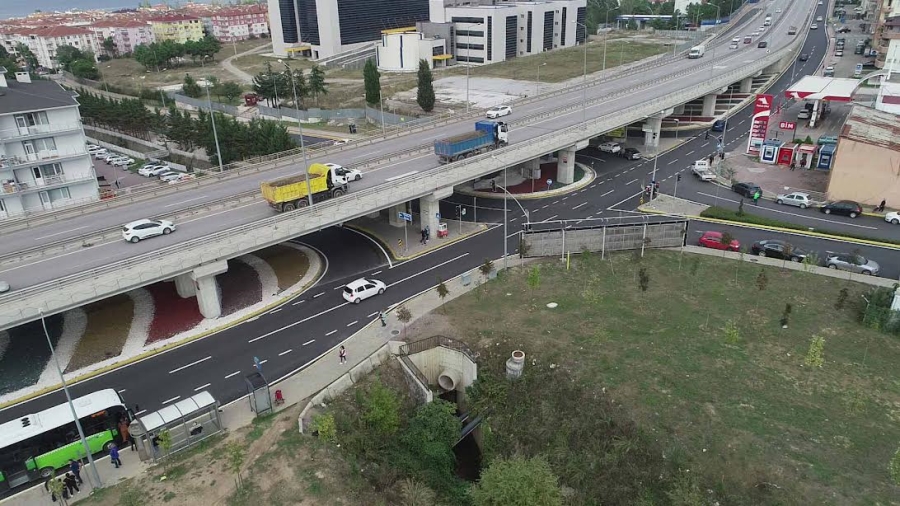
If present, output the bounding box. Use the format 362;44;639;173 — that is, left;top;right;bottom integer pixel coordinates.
22;26;93;38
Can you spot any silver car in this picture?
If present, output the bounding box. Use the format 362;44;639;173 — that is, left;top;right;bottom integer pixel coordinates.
775;191;812;208
825;251;880;276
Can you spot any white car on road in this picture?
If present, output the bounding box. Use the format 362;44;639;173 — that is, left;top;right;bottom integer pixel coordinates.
486;105;512;119
0;280;9;293
122;219;176;243
598;142;622;154
342;278;386;304
324;162;362;182
885;211;900;225
167;173;196;184
159;172;184;183
139;164;169;176
775;192;812;208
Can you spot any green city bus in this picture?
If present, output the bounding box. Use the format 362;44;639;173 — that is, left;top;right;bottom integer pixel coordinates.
0;389;129;491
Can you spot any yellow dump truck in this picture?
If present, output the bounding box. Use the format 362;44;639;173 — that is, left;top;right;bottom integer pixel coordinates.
260;162;348;212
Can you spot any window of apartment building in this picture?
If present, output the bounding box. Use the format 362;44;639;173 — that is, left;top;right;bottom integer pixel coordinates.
487;16;493;61
543;11;553;51
23;138;57;155
527;12;533;53
457;43;485;50
15;112;49;128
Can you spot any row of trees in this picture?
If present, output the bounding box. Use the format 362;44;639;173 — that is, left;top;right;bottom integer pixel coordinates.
76;88;296;165
181;74;244;102
250;62;328;108
363;58;435;113
55;45;101;80
133;36;222;71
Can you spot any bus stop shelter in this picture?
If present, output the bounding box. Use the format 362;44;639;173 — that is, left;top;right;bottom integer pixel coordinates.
130;391;222;462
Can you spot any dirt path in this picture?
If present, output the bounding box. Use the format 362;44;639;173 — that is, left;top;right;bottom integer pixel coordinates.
221;42;272;84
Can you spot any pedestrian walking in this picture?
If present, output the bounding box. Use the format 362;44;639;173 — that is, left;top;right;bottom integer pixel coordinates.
705;130;710;140
127;420;137;451
379;310;387;327
64;473;79;495
491;180;497;192
753;190;761;205
877;198;886;212
68;459;82;484
118;418;131;448
790;161;796;171
708;155;714;166
109;443;122;468
339;345;347;364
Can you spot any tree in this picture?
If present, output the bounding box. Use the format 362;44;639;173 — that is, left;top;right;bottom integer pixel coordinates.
226;441;245;489
55;45;85;71
214;80;243;102
361;380;401;438
308;65;327;106
182;73;203;98
0;46;17;77
719;231;735;257
396;305;412;336
416;59;435;112
756;268;768;293
637;267;650;307
436;278;450;310
313;413;337;442
102;36;117;57
363;58;381;105
15;43;38;70
399;399;460;489
479;258;494;277
834;287;849;310
284;66;309;108
70;59;100;80
780;303;792;328
527;266;541;291
158;429;173;471
471;455;563;506
805;335;825;368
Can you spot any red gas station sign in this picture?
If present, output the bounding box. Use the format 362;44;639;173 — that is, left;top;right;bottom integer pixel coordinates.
746;94;774;155
779;121;797;130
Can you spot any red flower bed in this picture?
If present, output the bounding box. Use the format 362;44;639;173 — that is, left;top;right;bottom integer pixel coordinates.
145;283;203;344
505;163;559;194
219;259;262;316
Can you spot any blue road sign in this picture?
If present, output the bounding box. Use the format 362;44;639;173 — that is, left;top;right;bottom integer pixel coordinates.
546;179;553;187
253;356;262;371
398;212;413;222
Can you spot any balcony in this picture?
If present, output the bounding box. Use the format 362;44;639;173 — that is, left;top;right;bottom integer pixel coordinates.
0;147;88;169
1;172;97;195
0;122;83;142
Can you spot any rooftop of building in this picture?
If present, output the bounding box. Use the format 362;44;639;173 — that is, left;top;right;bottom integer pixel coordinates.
148;14;201;23
212;5;267;17
19;25;93;37
0;74;79;115
840;105;900;152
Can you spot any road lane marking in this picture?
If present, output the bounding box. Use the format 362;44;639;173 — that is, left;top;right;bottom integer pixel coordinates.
367;312;378;318
701;142;709;147
625;179;638;185
313;292;324;298
552;200;559;205
278;349;293;356
117;389;126;394
292;300;305;306
668;159;678;165
572;202;587;210
326;330;337;336
601;189;614;197
169;356;212;374
259;359;268;365
387;253;470;288
224;371;241;379
194;383;211;391
162;396;181;405
608;190;645;210
35;226;88;240
164;195;207;208
302;339;315;346
685;150;695;156
543;215;558;222
371;270;382;276
510;217;518;222
694;192;879;230
385;170;419;182
269;308;282;314
248;302;349;343
347;320;358;327
134;410;146;416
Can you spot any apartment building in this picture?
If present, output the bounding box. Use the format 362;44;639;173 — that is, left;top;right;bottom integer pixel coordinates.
149;15;204;44
2;26;100;70
0;71;98;219
88;20;155;56
268;0;431;59
210;5;270;42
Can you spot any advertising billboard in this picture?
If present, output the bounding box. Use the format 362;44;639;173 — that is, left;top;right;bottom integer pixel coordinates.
746;94;773;155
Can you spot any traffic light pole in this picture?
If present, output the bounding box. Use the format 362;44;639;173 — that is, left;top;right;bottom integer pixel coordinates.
674;173;680;198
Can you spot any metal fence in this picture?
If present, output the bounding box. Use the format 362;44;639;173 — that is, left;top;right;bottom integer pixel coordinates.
399;335;477;363
168;92;239;115
521;216;689;258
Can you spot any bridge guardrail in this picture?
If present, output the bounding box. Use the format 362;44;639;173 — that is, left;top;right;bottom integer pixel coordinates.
0;32;804;328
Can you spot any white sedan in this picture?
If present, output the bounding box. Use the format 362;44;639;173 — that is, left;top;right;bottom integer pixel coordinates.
122;219;176;243
598;142;622;154
159;172;183;182
139;164;168;176
342;278;386;304
486;105;512;119
111;157;135;167
885;211;900;225
167;174;196;184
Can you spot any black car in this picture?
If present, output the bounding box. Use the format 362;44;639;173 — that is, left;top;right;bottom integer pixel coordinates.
820;200;863;218
620;147;642;160
799;53;809;61
751;240;807;261
837;26;852;33
758;41;769;48
732;182;762;198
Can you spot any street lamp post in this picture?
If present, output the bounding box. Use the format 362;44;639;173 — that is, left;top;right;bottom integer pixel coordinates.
571;20;589;124
535;62;546;96
379;88;386;137
282;61;314;207
204;81;224;173
39;309;103;489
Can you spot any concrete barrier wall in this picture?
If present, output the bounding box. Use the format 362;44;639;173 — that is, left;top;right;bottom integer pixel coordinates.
523;222;686;258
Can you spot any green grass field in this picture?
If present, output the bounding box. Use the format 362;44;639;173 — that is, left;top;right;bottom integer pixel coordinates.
443;251;900;504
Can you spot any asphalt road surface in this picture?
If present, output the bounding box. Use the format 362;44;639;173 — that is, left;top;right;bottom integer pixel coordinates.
0;0;816;294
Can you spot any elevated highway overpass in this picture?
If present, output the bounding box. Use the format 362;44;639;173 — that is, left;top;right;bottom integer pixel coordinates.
0;0;816;330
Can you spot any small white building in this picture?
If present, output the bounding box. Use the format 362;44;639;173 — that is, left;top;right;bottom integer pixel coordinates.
0;72;99;219
376;30;450;72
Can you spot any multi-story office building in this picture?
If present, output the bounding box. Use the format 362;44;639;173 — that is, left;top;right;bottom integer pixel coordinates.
268;0;431;59
149;15;204;44
0;71;99;219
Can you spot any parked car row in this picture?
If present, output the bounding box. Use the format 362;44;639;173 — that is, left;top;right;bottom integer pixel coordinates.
697;234;881;276
137;163;196;184
88;144;134;168
734;183;868;219
597;142;642;159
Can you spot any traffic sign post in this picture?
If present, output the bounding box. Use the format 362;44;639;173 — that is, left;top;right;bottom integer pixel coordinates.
546;179;553;191
398;212;412;254
254;356;262;373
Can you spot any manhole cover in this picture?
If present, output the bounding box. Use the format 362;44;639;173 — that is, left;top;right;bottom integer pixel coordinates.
391;330;400;336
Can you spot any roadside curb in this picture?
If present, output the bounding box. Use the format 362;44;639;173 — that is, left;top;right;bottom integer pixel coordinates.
343;222;489;261
455;163;596;201
0;246;326;411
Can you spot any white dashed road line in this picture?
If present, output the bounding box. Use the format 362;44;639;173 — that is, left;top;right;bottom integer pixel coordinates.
278;349;293;356
326;330;337;336
194;383;211;391
169;356;212;375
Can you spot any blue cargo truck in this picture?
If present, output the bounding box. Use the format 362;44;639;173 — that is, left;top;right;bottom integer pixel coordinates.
434;120;509;164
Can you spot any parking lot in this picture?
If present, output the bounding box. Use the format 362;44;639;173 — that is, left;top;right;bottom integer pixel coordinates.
88;144;189;191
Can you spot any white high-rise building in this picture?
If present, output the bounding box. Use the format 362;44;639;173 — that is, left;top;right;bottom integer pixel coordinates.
0;72;99;219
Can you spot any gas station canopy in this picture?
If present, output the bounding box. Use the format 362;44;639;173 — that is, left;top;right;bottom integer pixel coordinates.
784;76;859;102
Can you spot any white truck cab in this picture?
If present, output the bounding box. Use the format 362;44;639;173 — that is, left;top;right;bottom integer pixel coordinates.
688;45;705;58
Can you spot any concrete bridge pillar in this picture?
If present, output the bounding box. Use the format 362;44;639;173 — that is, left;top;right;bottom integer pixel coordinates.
388;203;407;228
702;93;718;117
174;273;196;298
191;260;228;319
523;158;541;180
420;187;453;233
739;77;753;93
556;145;577;184
643;116;662;148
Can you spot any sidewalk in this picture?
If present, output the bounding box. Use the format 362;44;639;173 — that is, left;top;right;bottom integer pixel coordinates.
345;215;487;260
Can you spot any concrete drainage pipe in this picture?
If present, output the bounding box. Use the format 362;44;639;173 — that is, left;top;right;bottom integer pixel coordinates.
438;369;460;391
